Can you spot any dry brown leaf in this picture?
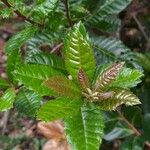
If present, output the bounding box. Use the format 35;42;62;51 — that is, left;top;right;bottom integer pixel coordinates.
37;120;71;150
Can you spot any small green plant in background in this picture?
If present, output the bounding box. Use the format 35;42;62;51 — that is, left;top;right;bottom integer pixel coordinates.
0;0;150;149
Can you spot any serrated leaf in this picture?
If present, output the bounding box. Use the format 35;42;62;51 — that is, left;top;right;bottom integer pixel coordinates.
5;26;38;54
64;103;104;150
0;79;9;89
109;68;143;88
44;76;81;98
0;88;16;112
15;88;41;117
64;22;95;82
99;90;141;110
6;49;21;83
37;97;83;122
25;52;65;70
87;15;120;32
94;62;125;91
93;0;132;18
13;64;62;96
93;36;137;66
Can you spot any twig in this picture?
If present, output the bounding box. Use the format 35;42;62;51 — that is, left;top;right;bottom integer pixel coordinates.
132;13;149;43
1;0;43;27
1;110;10;135
63;0;73;27
50;42;63;53
117;109;150;149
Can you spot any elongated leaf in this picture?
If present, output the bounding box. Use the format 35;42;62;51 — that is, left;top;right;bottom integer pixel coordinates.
13;64;62;96
109;68;143;88
87;15;120;32
6;49;21;82
0;79;9;89
5;26;37;54
94;62;124;91
15;88;41;117
64;103;104;150
31;0;58;19
93;0;132;18
0;88;16;112
64;22;95;82
45;76;81;97
99;90;141;110
25;52;65;70
37;97;83;121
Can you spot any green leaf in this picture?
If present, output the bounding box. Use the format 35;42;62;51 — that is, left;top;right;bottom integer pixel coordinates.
93;0;132;18
37;97;83;122
31;0;58;19
25;52;65;70
13;64;62;96
87;15;120;32
64;22;95;82
109;68;144;88
44;76;81;98
104;122;133;141
99;90;141;110
5;26;38;54
0;79;9;89
15;88;41;117
6;49;21;82
0;88;16;112
64;103;104;150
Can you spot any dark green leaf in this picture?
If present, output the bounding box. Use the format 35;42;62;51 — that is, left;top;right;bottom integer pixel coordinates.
0;79;9;89
5;26;38;54
15;88;41;117
64;103;104;150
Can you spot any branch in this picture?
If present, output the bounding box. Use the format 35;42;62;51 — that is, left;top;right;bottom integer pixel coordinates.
132;13;149;43
1;0;43;27
117;109;150;149
63;0;73;27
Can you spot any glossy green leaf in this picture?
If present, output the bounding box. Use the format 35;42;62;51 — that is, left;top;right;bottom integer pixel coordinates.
45;76;81;98
25;52;65;70
31;0;58;19
109;68;143;88
13;64;62;96
64;103;104;150
6;49;21;82
15;88;41;117
87;15;120;32
0;88;16;112
64;22;95;82
37;97;83;122
92;0;132;18
5;26;38;54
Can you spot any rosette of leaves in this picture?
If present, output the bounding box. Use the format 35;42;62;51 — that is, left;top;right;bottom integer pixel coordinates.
35;22;143;150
